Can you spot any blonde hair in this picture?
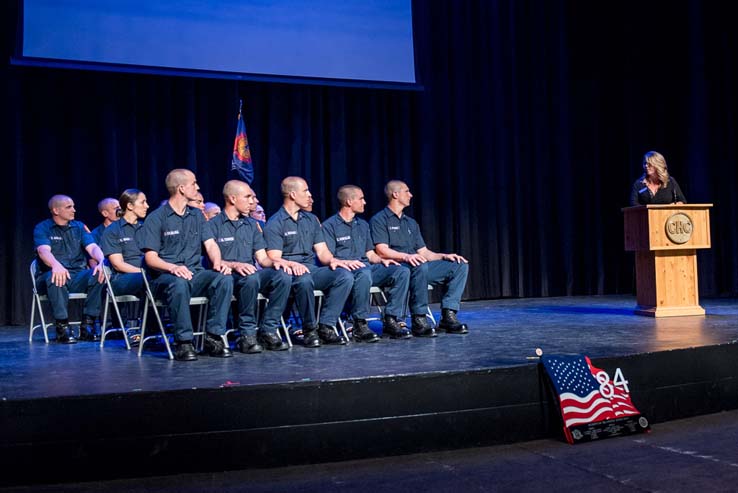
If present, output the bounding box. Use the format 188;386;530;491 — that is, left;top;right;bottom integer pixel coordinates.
384;180;406;200
165;169;193;196
337;185;361;207
222;179;248;199
642;151;670;189
281;176;306;198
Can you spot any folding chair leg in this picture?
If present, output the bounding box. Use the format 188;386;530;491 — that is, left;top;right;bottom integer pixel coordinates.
100;296;110;346
336;318;350;341
280;316;292;348
194;303;207;352
138;302;148;357
105;294;132;350
139;298;174;360
31;295;50;344
28;298;37;342
427;307;437;327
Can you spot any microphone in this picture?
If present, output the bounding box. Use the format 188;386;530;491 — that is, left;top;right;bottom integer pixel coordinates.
672;186;677;203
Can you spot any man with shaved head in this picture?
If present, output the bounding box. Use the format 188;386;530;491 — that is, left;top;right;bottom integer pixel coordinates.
264;176;353;348
250;204;266;226
187;192;206;219
203;202;221;221
322;185;411;341
370;180;470;337
90;197;120;244
207;180;291;353
139;169;234;361
33;194;106;343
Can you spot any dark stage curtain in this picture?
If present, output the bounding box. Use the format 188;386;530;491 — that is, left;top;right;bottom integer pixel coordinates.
2;0;738;325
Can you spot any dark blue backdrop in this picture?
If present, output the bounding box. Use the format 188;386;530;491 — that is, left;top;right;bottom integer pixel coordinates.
2;0;738;325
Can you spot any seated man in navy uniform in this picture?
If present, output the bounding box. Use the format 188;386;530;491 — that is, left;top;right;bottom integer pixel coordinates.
250;204;266;227
90;197;120;244
208;180;291;354
322;185;411;341
88;197;120;269
203;202;221;221
264;176;353;348
33;194;106;343
370;180;470;337
139;169;234;361
187;192;206;218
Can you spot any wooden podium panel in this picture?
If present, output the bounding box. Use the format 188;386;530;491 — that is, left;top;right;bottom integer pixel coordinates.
624;205;711;251
623;204;712;317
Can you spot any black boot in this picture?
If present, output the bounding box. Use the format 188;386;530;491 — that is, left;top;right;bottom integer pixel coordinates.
237;335;263;354
437;309;469;334
352;318;379;343
174;341;198;361
204;333;233;358
318;324;347;345
78;316;100;342
302;325;321;348
382;315;412;339
257;330;289;351
411;314;436;337
55;320;77;344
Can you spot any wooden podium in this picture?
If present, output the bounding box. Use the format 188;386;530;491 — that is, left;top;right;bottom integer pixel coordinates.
623;204;712;317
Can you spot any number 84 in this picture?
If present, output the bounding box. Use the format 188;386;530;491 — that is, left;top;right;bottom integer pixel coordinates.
595;368;629;398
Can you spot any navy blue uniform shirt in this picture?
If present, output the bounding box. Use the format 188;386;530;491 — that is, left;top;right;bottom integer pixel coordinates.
138;203;212;271
90;223;107;245
369;207;425;254
207;211;266;265
33;219;96;273
100;218;144;269
264;207;324;266
322;213;373;262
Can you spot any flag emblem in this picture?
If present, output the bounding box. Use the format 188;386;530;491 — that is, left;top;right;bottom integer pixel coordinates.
230;99;254;184
234;133;251;164
541;354;649;443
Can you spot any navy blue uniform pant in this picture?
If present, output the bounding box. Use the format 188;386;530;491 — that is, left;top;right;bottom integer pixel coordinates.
37;268;104;321
110;272;144;296
233;268;291;336
404;260;469;315
150;270;233;342
348;264;409;320
290;265;353;329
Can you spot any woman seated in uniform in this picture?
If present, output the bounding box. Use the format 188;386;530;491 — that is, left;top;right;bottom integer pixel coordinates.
630;150;686;206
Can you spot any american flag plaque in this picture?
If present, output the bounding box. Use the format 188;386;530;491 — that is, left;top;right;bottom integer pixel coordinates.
540;354;650;444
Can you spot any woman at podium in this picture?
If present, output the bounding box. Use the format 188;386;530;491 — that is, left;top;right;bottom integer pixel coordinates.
629;150;687;205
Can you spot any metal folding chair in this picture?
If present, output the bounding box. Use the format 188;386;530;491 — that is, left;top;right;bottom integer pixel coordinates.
425;285;438;326
283;289;349;341
367;285;389;321
225;293;293;348
402;284;437;326
28;259;88;343
314;289;350;341
339;286;388;339
100;265;141;350
138;268;209;360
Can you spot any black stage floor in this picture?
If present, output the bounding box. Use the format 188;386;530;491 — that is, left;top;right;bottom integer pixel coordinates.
2;295;738;400
4;294;738;487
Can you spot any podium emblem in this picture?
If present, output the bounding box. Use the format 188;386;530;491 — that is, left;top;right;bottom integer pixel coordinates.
665;213;693;244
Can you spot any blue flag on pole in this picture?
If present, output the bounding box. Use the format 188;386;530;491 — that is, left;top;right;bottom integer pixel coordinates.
231;99;254;184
